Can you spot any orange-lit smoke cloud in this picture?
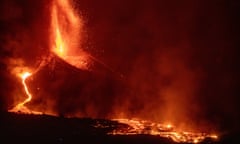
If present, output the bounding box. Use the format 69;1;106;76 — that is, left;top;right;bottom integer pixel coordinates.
0;0;239;133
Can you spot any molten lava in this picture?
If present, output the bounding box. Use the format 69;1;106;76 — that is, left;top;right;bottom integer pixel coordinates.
7;0;219;143
51;0;90;70
109;118;218;143
9;0;90;114
9;71;42;115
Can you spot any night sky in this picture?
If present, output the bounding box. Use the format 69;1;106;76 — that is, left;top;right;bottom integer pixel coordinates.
0;0;239;133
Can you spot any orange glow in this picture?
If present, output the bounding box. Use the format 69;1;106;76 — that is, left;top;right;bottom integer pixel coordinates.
51;0;90;70
166;124;172;129
54;27;65;57
109;118;218;143
8;0;90;115
20;72;32;104
6;1;219;143
210;134;218;139
9;71;42;115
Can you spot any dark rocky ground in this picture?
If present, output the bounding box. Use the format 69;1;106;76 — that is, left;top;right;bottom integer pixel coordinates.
0;112;239;144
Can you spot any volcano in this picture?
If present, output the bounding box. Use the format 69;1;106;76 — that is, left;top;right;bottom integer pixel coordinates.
17;53;128;118
2;54;221;144
1;0;239;143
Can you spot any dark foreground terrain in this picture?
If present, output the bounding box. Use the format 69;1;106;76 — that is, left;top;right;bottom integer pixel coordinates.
0;112;239;144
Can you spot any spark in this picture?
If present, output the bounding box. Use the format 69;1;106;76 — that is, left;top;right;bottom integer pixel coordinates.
51;0;90;70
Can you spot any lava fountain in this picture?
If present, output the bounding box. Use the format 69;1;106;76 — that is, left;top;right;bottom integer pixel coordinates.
7;0;219;143
50;0;91;70
8;0;90;115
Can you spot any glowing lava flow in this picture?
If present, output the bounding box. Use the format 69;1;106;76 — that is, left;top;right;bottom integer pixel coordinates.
9;72;42;115
109;119;218;143
9;0;90;115
51;0;90;70
7;0;220;143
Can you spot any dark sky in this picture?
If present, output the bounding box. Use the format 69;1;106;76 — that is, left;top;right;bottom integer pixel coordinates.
0;0;239;132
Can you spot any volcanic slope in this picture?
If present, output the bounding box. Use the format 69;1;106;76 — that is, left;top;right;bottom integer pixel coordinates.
23;53;128;117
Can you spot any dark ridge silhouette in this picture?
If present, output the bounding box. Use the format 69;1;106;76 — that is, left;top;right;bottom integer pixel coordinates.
26;53;129;118
0;112;230;144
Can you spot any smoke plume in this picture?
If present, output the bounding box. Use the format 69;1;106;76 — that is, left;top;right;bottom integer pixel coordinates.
0;0;239;133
